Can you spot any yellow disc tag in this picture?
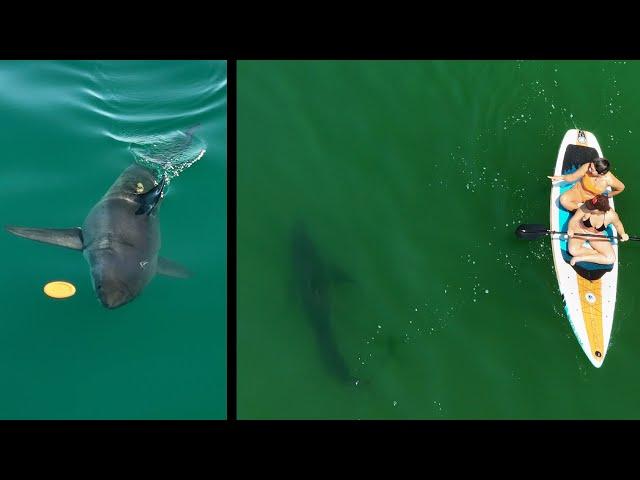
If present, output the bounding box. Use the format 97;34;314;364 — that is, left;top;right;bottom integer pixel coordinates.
44;281;76;299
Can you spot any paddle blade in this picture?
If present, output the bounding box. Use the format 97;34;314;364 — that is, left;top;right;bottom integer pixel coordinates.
515;224;550;240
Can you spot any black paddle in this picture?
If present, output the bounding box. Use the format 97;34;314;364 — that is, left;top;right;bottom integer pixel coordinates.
515;223;640;241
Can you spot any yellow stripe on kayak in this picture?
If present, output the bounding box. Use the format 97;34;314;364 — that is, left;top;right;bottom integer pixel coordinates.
577;275;604;361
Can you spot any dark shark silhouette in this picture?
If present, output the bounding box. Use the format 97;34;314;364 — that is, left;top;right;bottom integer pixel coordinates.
290;221;357;384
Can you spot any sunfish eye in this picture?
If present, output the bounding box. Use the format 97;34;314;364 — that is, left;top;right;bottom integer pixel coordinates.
135;182;144;193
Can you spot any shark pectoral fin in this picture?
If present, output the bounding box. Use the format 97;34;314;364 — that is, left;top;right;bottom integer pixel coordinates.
135;176;166;216
157;257;190;278
5;226;83;250
329;265;354;284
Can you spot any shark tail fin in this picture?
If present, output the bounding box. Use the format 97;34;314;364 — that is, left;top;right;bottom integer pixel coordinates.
184;123;201;138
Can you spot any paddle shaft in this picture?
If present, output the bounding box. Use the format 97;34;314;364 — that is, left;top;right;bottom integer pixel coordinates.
548;229;640;241
515;224;640;241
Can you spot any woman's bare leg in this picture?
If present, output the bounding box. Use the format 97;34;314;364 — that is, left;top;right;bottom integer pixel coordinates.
560;194;583;212
570;238;615;265
568;238;598;266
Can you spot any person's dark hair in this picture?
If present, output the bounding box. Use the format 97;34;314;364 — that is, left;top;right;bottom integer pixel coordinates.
585;194;611;212
593;157;610;175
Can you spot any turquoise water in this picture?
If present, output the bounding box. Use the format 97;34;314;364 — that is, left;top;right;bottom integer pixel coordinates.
237;60;640;419
0;60;226;419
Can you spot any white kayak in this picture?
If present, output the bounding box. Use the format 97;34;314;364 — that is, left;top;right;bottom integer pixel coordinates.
550;129;618;368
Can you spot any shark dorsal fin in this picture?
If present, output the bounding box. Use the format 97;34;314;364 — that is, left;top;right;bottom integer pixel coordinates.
135;176;166;216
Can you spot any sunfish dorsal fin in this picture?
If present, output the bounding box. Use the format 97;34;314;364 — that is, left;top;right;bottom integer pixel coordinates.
157;257;190;278
135;176;166;216
5;226;83;250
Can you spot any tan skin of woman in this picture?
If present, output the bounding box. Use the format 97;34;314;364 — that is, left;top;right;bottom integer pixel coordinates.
567;195;629;266
548;159;625;211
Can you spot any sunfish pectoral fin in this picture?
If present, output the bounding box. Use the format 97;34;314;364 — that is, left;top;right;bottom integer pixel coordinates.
135;176;166;216
157;257;190;278
5;226;83;250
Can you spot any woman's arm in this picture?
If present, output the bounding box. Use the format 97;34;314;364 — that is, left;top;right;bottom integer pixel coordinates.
548;163;588;183
567;208;584;237
607;172;625;197
611;211;629;241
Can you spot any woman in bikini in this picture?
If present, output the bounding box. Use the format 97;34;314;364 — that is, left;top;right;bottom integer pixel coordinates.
548;157;625;211
566;195;629;266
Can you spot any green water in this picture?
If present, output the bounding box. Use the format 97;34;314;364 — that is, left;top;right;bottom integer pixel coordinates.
237;60;640;419
0;60;226;419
